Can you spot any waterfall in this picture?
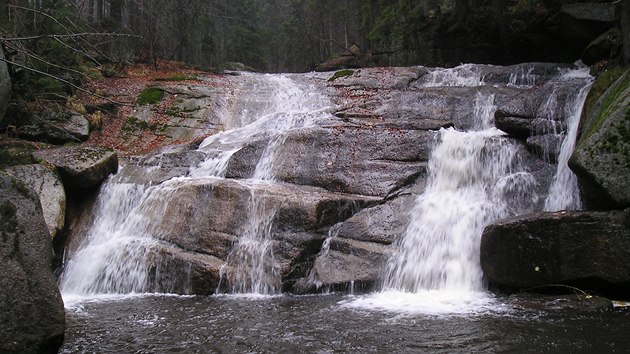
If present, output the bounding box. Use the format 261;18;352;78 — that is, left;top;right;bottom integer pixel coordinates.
544;81;593;211
61;73;333;298
382;128;536;294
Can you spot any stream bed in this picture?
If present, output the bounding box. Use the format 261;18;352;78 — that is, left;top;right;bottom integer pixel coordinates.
61;294;630;353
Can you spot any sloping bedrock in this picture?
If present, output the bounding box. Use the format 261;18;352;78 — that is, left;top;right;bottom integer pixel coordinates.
334;85;523;131
227;126;435;197
148;177;379;293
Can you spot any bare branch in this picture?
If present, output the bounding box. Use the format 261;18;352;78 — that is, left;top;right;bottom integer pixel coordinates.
0;57;132;106
1;32;142;41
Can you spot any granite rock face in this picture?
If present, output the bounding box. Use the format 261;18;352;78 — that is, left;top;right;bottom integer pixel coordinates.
0;173;65;353
3;164;66;239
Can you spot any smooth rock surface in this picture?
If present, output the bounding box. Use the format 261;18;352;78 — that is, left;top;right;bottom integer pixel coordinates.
34;145;118;189
0;173;65;353
481;209;630;293
3;164;66;239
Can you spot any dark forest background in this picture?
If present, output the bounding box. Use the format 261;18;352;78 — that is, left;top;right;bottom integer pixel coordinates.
2;0;623;74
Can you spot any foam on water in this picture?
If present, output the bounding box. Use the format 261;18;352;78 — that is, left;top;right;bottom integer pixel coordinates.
341;290;507;316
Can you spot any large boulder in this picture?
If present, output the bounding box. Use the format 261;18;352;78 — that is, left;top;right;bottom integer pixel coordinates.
34;145;118;190
18;112;90;144
0;173;65;353
480;209;630;294
3;164;66;240
569;68;630;209
0;47;10;128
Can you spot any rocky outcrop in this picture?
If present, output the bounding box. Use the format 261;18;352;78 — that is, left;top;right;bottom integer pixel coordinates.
18;112;90;144
480;209;630;294
0;173;65;353
3;164;66;240
570;68;630;209
152;178;379;293
34;145;118;190
0;47;10;128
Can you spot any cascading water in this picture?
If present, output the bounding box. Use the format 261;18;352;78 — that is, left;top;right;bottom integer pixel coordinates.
61;73;333;298
544;80;593;211
346;67;541;314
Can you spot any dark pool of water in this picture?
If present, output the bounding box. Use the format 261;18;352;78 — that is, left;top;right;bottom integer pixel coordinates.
61;293;630;353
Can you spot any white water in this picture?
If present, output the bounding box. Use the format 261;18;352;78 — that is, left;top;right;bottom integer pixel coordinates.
544;82;592;211
349;69;543;314
61;73;334;298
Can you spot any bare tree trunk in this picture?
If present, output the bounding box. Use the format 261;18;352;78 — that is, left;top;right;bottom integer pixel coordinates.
623;0;630;65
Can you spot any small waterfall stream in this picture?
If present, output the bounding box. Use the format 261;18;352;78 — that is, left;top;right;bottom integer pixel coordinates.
61;73;334;297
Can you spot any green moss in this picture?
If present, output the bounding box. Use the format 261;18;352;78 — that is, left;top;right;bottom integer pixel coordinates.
137;87;164;105
328;69;355;81
123;115;166;133
165;106;185;117
0;141;36;169
578;67;630;147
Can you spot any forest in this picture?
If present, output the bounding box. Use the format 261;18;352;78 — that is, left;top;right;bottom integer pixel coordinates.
0;0;626;128
2;0;611;73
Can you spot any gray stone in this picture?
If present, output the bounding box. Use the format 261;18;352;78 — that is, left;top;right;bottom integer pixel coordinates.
18;112;90;144
570;68;630;209
227;126;433;197
561;3;617;23
480;209;630;293
0;47;11;128
526;133;562;163
3;164;66;240
34;145;118;189
337;195;415;245
293;237;391;294
0;172;65;353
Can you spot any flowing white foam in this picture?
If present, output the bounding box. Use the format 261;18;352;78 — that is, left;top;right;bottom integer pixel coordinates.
544;81;593;211
341;290;506;316
423;64;486;87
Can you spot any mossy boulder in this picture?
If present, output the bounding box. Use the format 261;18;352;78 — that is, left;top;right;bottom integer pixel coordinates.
0;172;65;353
33;145;118;190
569;68;630;209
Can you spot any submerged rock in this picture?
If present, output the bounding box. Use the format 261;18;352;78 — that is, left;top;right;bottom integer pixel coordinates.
0;173;65;353
480;209;630;294
34;145;118;190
